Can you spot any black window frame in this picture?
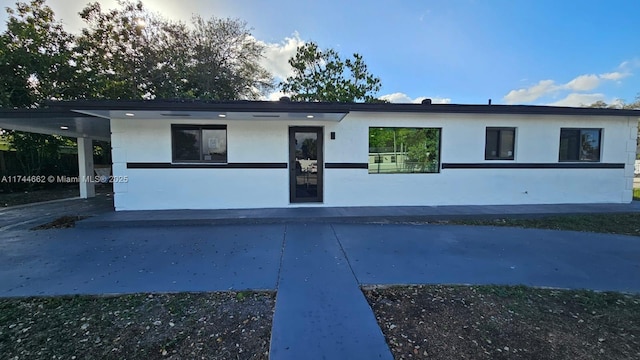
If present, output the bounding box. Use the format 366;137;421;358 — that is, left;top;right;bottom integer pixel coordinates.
485;127;516;160
558;128;602;162
171;124;227;163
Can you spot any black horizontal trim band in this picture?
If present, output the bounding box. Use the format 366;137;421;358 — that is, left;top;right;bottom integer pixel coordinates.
127;162;287;169
441;163;625;169
325;163;368;169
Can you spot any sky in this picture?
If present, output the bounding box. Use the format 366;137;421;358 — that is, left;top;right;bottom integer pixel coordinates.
1;0;639;106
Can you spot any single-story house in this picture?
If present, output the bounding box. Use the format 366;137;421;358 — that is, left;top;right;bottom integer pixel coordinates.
0;99;638;211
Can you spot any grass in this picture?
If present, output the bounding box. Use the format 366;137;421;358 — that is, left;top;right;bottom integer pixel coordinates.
449;213;640;236
0;291;275;360
365;284;640;359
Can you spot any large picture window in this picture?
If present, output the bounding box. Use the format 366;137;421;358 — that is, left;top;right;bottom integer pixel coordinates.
485;127;515;160
368;127;441;174
559;128;601;162
172;125;227;163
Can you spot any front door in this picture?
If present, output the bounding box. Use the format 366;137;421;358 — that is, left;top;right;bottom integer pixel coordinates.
289;127;323;203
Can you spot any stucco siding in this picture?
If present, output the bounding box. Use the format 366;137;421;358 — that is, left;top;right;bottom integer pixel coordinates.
110;112;634;210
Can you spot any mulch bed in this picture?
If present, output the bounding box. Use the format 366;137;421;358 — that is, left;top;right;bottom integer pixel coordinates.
0;291;275;360
364;285;640;360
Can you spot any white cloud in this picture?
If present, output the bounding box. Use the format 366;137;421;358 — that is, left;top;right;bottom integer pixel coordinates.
618;58;640;71
599;72;629;81
503;67;635;104
546;93;606;107
503;80;557;104
265;90;289;101
258;33;304;81
379;92;451;104
564;74;600;91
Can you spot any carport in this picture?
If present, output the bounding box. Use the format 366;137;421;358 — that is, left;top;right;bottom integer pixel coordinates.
0;107;110;199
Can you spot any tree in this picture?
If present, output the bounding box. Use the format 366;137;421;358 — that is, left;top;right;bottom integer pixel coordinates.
185;16;273;100
75;1;273;100
280;42;382;102
0;0;76;107
0;0;80;186
586;94;640;110
75;1;177;99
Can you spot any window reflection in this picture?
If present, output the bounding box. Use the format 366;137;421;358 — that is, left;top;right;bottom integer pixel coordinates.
368;127;441;173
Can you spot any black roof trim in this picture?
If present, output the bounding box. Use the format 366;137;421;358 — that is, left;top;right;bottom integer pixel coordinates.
29;99;640;117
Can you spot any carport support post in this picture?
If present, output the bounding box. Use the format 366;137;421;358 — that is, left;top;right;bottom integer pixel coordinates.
77;137;95;199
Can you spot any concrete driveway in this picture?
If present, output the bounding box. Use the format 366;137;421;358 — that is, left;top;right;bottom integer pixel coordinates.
1;223;639;296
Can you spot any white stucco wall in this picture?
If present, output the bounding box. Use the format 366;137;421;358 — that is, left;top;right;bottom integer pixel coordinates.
110;112;638;210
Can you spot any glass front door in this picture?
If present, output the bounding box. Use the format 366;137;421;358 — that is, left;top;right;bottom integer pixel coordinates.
289;127;323;203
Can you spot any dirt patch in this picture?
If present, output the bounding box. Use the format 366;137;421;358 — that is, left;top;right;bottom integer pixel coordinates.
31;215;89;230
364;285;640;360
0;291;275;360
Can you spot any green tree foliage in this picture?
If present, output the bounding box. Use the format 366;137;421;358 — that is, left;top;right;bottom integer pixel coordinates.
186;16;273;100
0;1;79;185
7;131;62;177
75;1;186;99
75;0;273;100
280;42;382;102
0;0;75;108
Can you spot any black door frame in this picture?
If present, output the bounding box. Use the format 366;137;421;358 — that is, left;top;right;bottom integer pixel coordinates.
289;126;323;203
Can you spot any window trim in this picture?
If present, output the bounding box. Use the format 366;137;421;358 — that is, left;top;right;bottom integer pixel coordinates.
171;124;228;164
558;127;602;163
485;127;516;161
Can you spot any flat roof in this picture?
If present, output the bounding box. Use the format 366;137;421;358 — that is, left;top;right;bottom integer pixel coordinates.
1;100;638;140
52;99;640;117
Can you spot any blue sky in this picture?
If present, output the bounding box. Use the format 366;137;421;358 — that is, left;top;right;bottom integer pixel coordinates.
2;0;639;106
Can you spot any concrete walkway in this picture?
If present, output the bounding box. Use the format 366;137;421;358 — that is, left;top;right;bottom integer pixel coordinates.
270;224;392;359
79;201;640;228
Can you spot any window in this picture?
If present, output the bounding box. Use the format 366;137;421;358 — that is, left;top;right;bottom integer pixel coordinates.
368;127;441;174
559;128;601;162
485;127;515;160
172;125;227;163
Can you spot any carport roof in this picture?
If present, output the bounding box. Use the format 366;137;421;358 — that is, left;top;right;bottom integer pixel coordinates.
0;100;638;141
0;108;110;141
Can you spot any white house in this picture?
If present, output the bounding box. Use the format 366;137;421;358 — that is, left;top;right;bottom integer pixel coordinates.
1;100;638;210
